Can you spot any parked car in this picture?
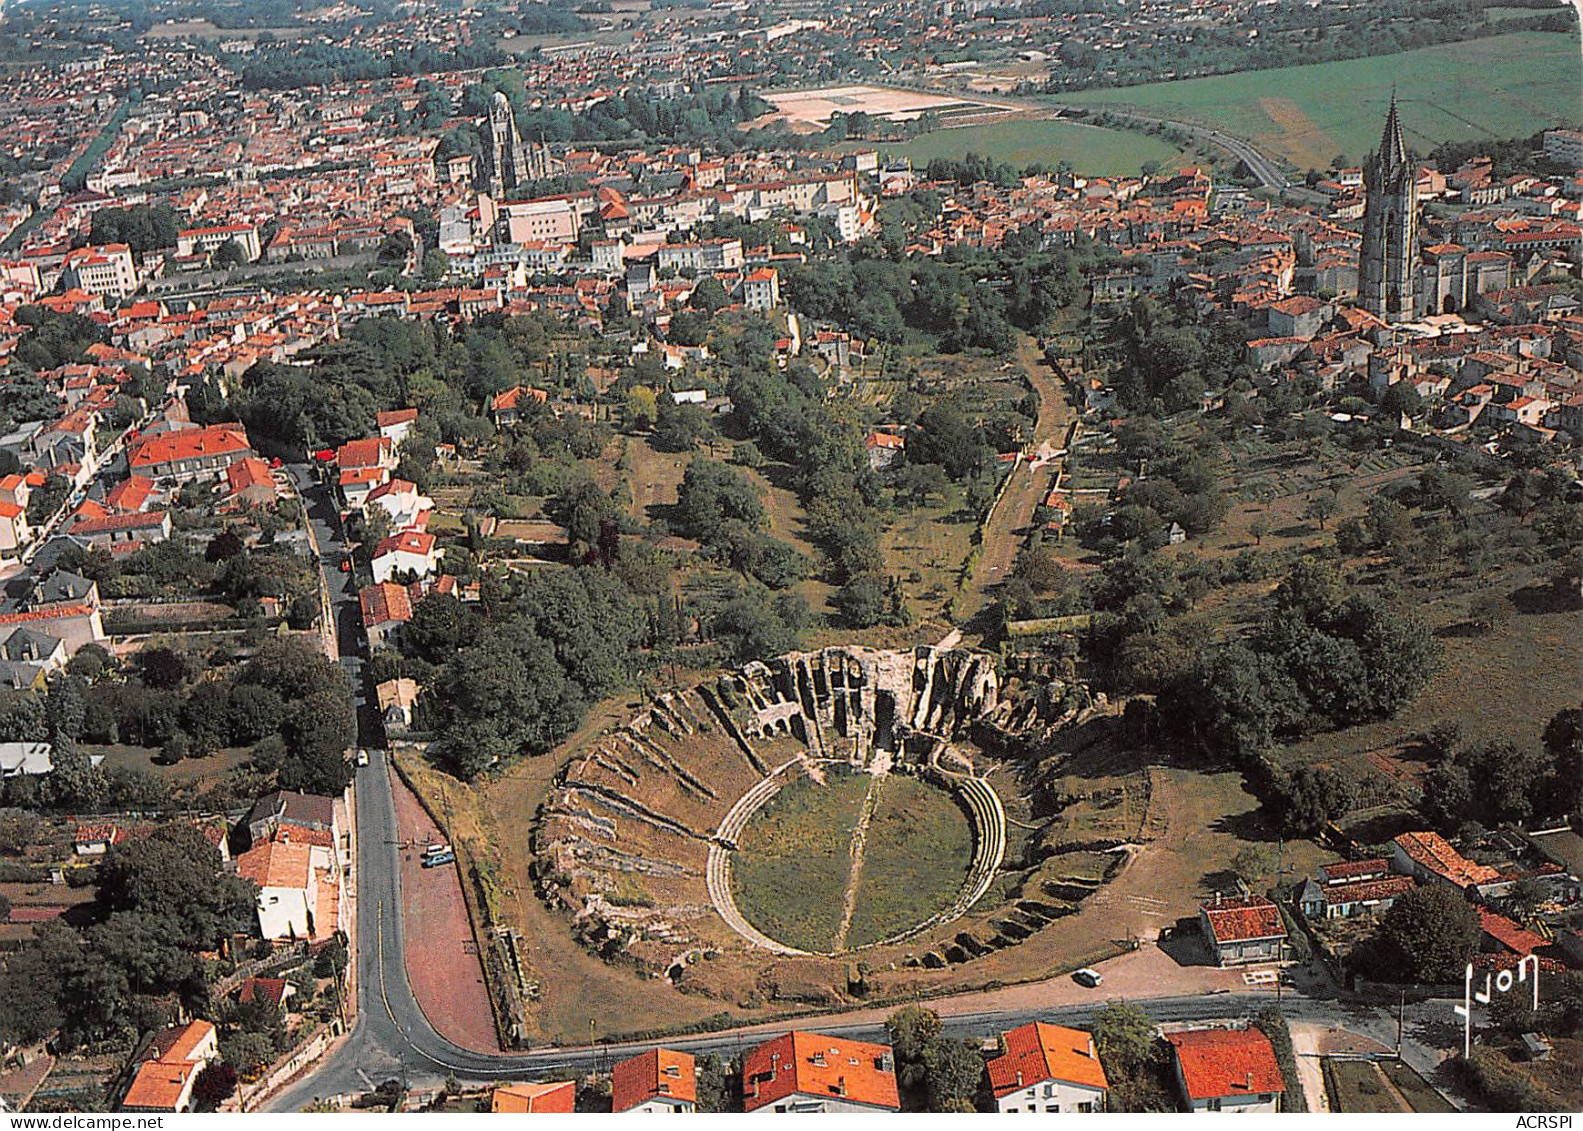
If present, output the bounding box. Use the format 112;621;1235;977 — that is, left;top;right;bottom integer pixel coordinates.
1073;968;1103;988
421;851;455;868
423;843;451;858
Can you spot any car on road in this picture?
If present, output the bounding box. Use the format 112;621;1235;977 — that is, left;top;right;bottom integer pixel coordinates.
355;750;369;767
1073;968;1103;988
339;555;352;572
421;850;455;868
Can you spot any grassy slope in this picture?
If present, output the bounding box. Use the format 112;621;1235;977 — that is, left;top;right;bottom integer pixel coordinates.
1054;32;1582;169
872;118;1187;176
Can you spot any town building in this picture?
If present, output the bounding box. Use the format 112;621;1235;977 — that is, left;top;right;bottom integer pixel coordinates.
742;1032;899;1113
1198;894;1288;967
121;1020;218;1113
611;1048;697;1114
1166;1027;1285;1114
986;1022;1109;1113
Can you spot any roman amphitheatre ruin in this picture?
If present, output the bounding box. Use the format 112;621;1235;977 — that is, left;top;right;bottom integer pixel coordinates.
532;644;1158;1005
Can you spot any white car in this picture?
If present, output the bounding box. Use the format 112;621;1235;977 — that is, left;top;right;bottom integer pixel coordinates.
355;750;370;767
1073;968;1103;988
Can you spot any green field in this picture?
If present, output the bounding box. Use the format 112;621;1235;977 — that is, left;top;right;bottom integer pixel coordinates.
845;775;974;949
730;770;871;953
1055;32;1582;170
873;117;1188;177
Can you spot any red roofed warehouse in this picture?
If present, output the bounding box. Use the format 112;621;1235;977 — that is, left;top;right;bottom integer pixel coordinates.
1198;894;1288;967
987;1022;1108;1112
1166;1027;1285;1113
611;1048;697;1114
742;1032;900;1113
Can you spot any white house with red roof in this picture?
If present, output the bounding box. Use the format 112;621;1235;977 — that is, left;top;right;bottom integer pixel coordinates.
741;1032;899;1114
1166;1027;1285;1113
365;478;432;532
120;1020;218;1112
987;1022;1109;1113
371;529;442;584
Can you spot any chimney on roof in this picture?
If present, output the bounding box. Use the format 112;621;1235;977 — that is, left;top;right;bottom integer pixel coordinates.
1088;1036;1096;1059
769;1052;778;1081
1246;1072;1253;1091
1015;1071;1023;1088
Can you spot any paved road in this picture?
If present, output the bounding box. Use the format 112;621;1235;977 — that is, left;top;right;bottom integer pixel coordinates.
1077;107;1329;206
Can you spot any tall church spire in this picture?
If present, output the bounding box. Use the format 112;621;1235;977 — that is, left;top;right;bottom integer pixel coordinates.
1380;88;1408;171
1359;95;1420;322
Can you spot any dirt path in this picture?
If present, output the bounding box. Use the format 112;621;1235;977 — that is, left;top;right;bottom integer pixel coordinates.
830;777;883;952
960;334;1075;631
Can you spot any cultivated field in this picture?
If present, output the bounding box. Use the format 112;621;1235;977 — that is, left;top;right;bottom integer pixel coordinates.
1055;33;1583;169
877;117;1188;177
762;84;1018;128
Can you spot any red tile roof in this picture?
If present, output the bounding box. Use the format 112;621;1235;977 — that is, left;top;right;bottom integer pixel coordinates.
359;581;415;626
105;475;155;512
742;1032;899;1113
1394;831;1501;888
130;425;251;469
1479;909;1546;957
611;1048;696;1112
988;1022;1108;1097
1201;895;1287;944
491;1081;575;1113
1166;1028;1285;1101
335;436;389;469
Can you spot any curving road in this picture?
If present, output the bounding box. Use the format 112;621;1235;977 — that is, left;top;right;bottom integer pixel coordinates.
266;467;1461;1110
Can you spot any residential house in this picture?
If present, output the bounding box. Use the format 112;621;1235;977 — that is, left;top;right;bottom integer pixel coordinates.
1166;1027;1285;1114
864;431;905;470
235;840;319;940
67;509;172;549
986;1022;1109;1113
371;530;442;584
222;457;279;511
376;408;419;448
741;1032;900;1114
360;581;416;649
120;1020;218;1113
366;478;432;532
743;267;781;311
1198;894;1287;967
1392;830;1500;893
129;425;253;483
491;385;548;428
376;677;420;733
491;1081;576;1113
611;1048;697;1114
